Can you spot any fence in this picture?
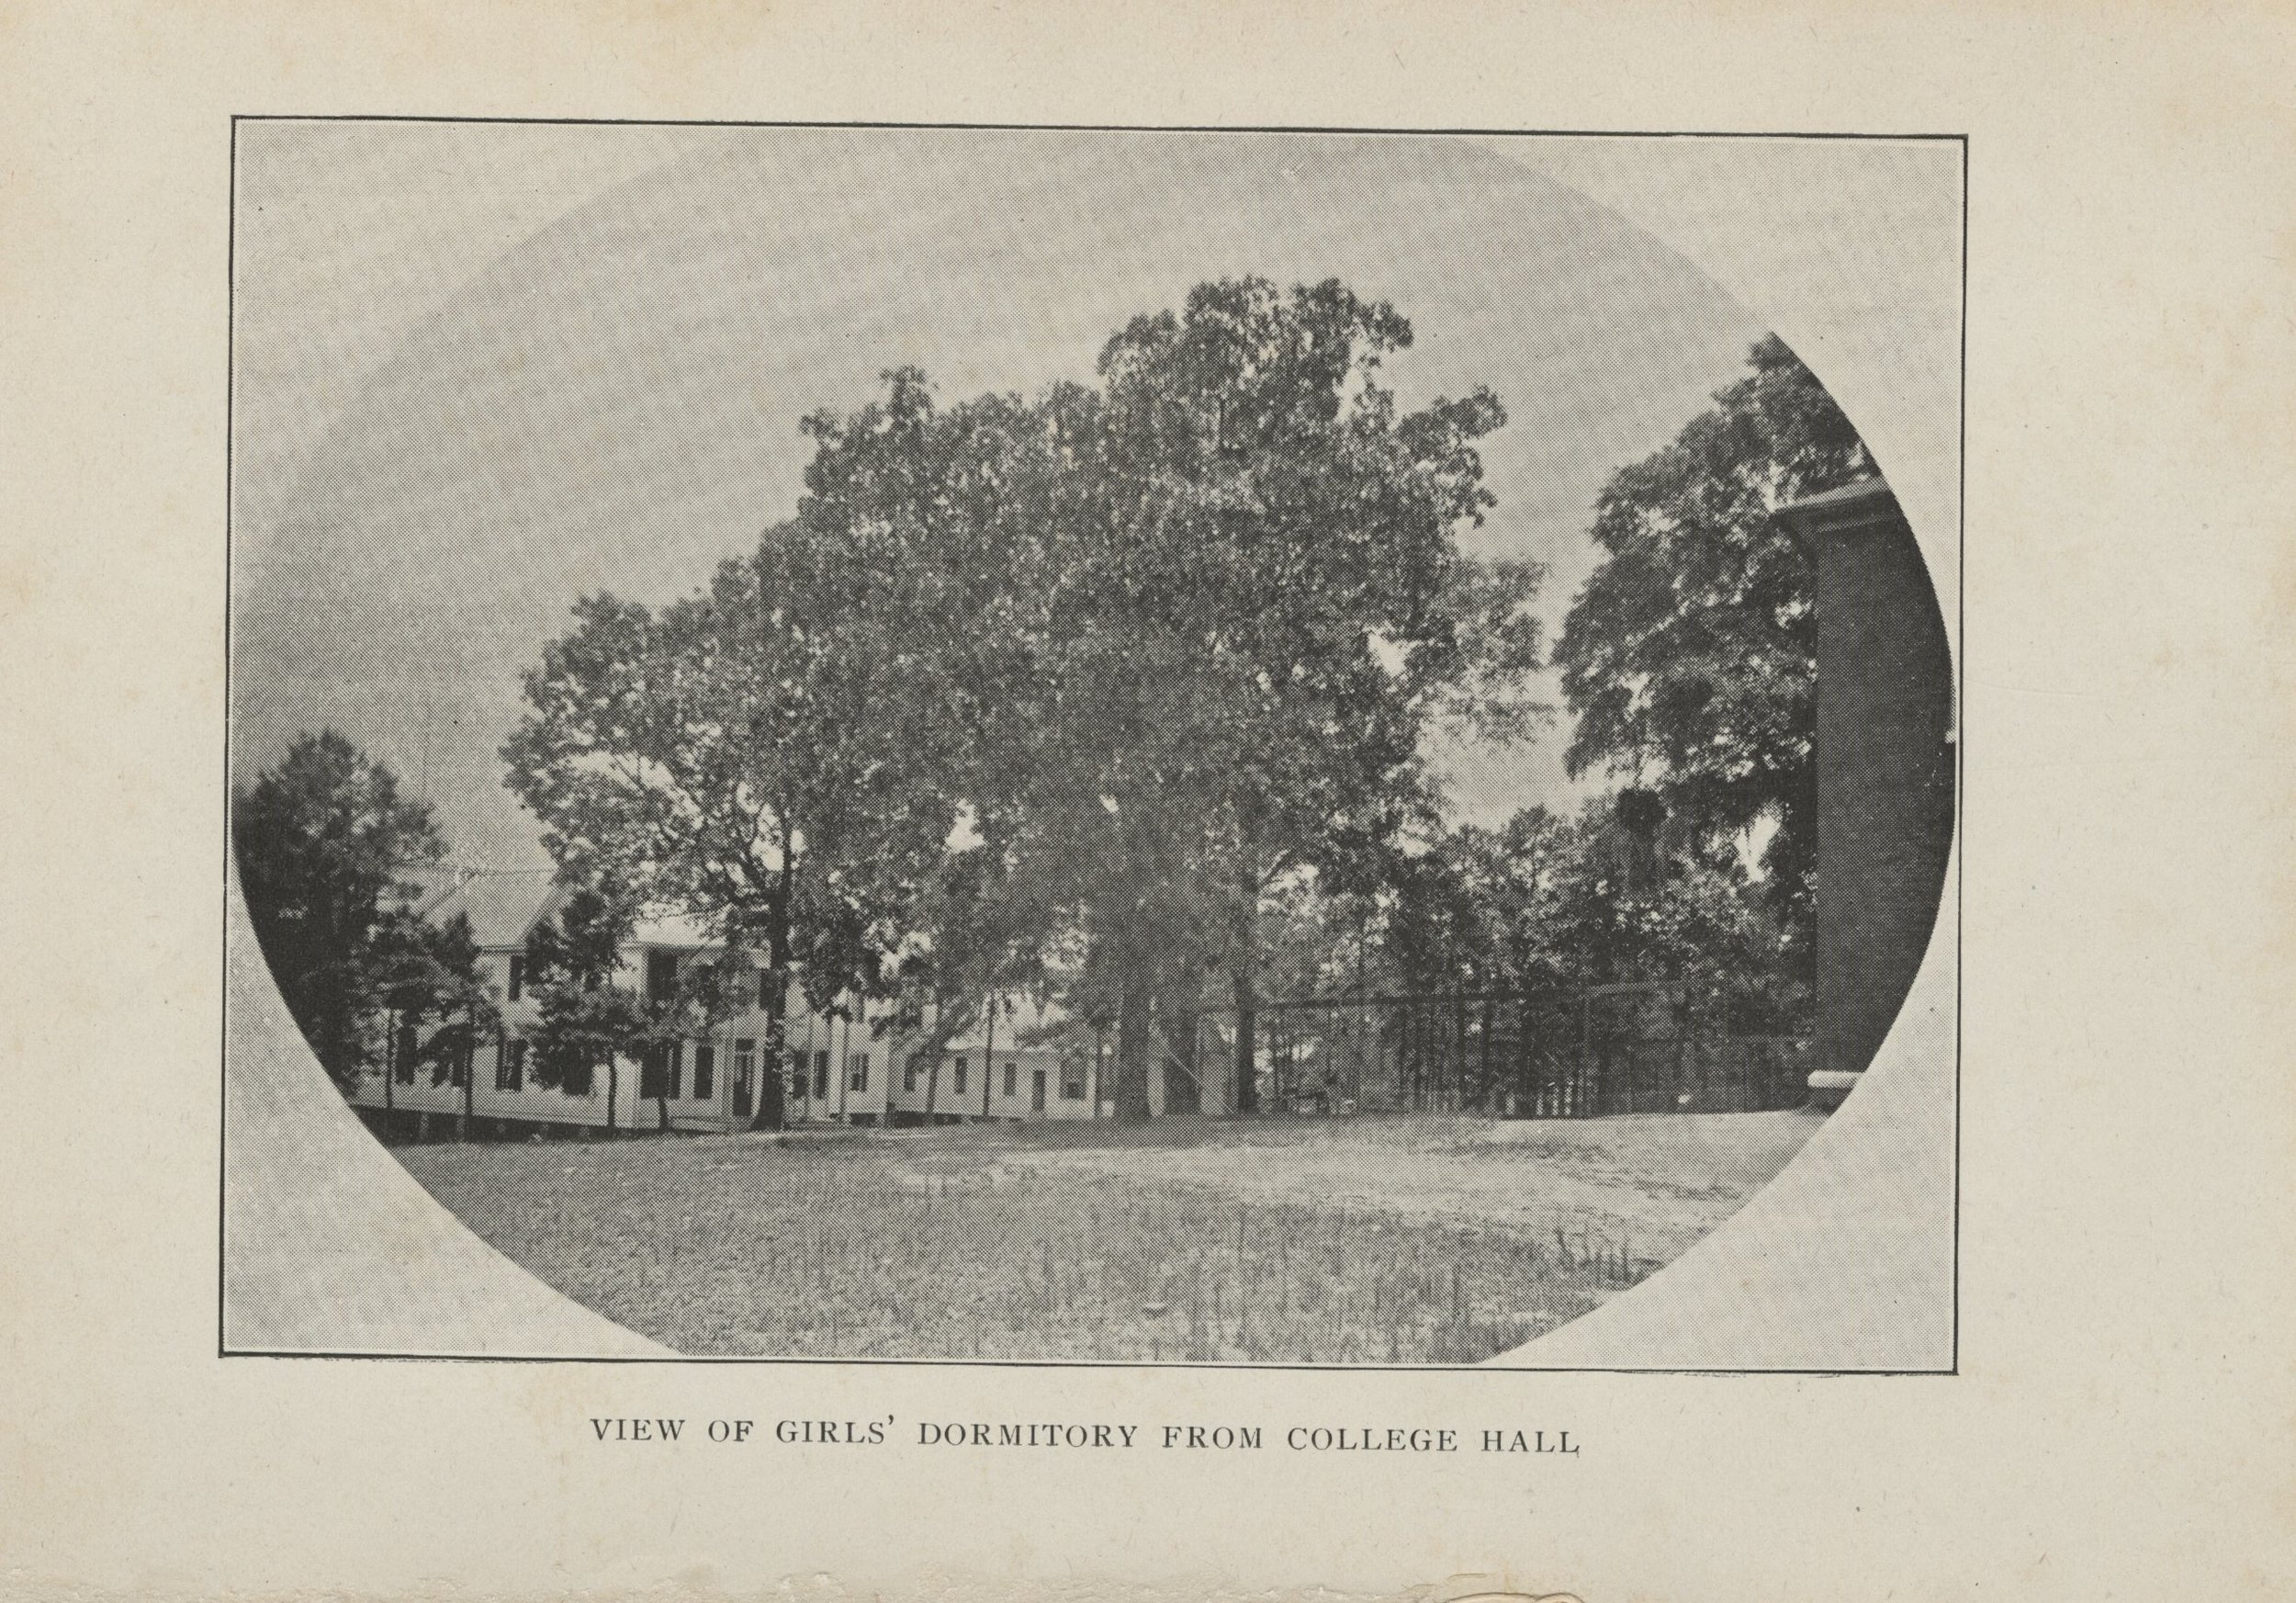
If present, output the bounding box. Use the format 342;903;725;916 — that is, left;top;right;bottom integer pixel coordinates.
1181;981;1810;1120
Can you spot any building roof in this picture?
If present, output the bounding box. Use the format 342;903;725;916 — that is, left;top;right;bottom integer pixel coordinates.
415;869;743;957
942;992;1077;1053
416;869;563;951
1773;475;1904;535
627;911;725;950
384;860;469;914
1778;475;1891;513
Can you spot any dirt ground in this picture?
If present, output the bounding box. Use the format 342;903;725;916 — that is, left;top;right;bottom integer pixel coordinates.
395;1109;1823;1362
976;1110;1825;1259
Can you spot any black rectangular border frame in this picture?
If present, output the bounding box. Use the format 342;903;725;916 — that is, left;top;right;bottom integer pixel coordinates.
219;117;1968;1375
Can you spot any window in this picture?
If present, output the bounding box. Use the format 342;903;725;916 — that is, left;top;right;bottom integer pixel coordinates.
1003;1061;1018;1098
952;1057;967;1095
1061;1058;1085;1100
732;1039;755;1117
646;950;678;1002
506;954;524;1002
692;1043;715;1101
813;1051;829;1100
903;1055;919;1093
848;1052;870;1092
895;999;922;1033
636;1041;684;1101
497;1036;527;1093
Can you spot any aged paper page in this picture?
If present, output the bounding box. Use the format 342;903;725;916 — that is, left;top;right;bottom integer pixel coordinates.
1;4;2290;1600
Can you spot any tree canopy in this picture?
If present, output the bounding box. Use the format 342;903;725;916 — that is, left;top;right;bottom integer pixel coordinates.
1552;334;1870;954
233;729;492;1088
370;905;498;1087
517;886;653;1113
501;277;1546;1117
971;278;1543;1112
1376;796;1801;1032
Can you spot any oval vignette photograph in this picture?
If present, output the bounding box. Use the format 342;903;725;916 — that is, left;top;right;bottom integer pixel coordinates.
220;123;1959;1367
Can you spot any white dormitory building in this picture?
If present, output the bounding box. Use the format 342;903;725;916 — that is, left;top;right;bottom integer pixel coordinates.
345;869;1229;1138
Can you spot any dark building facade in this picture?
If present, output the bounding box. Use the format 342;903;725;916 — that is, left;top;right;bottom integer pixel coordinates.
1782;478;1956;1108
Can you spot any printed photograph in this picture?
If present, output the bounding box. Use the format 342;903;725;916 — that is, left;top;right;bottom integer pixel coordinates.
223;123;1957;1363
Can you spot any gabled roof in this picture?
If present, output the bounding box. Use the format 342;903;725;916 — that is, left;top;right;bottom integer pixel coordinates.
416;870;747;958
384;860;467;913
627;911;726;951
941;993;1077;1053
417;869;563;951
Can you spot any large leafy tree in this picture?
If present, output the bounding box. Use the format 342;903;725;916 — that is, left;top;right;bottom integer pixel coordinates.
519;886;658;1133
370;905;501;1132
777;371;1072;1011
501;479;992;1122
1552;334;1870;954
1016;277;1544;1114
520;884;770;1132
1384;798;1800;1033
503;278;1543;1124
233;730;453;1089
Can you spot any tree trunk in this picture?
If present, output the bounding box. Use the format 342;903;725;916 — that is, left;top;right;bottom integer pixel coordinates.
1113;976;1153;1121
748;857;793;1132
981;994;996;1122
905;991;980;1127
1231;912;1260;1114
1161;993;1202;1116
923;993;941;1123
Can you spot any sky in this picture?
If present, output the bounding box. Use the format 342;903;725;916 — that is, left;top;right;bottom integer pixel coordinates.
229;124;1775;870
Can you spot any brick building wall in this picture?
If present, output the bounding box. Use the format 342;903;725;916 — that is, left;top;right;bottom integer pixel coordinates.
1790;480;1956;1101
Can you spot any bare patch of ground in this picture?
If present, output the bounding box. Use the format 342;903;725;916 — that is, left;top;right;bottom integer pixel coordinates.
394;1109;1821;1363
980;1111;1823;1259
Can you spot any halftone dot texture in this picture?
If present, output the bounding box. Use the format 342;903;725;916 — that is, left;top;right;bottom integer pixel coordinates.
223;873;666;1354
231;125;1771;865
1503;853;1956;1369
225;126;1959;1366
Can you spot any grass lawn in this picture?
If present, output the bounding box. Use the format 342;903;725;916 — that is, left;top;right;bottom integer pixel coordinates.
394;1109;1824;1363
